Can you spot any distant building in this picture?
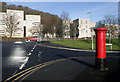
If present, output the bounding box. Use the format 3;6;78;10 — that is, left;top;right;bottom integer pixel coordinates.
0;9;41;37
6;9;24;37
118;1;120;32
105;24;119;37
0;12;6;36
73;18;95;38
44;26;56;38
0;9;96;39
25;15;41;37
61;20;73;38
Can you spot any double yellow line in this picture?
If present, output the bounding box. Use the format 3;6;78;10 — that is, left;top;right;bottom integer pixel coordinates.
4;58;66;82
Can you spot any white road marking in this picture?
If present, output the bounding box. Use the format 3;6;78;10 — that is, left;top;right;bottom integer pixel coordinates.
19;57;29;70
38;54;41;56
39;52;42;54
15;41;23;44
32;45;36;49
34;45;36;48
31;50;33;52
25;57;29;62
38;51;41;61
28;53;32;56
19;63;25;69
13;70;18;75
19;45;37;70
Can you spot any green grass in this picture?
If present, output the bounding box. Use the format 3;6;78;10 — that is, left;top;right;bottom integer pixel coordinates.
50;39;119;51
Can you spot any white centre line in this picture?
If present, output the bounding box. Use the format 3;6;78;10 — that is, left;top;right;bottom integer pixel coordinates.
13;70;18;75
31;50;33;52
19;57;29;70
39;52;42;54
28;53;32;56
19;44;37;70
19;63;25;70
25;57;29;62
34;45;36;48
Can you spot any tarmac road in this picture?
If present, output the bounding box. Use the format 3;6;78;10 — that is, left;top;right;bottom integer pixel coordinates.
2;41;120;81
2;41;36;80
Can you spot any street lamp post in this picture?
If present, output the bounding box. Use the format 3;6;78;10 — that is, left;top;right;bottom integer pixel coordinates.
91;27;94;50
87;11;94;50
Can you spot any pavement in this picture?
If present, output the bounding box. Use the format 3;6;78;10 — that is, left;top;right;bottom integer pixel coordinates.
4;41;120;81
38;41;120;53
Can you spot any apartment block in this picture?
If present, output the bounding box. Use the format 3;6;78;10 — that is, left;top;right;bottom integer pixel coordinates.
0;9;41;37
0;12;6;36
73;18;95;38
6;9;24;37
105;24;119;37
62;20;73;38
25;15;41;37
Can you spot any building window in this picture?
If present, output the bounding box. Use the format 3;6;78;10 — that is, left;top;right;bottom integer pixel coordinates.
17;25;20;28
86;30;88;33
10;12;13;16
81;30;83;33
18;19;21;22
18;13;21;17
18;30;21;34
91;29;93;32
86;21;87;24
0;30;5;35
81;21;82;24
0;20;5;25
86;26;87;28
30;17;32;21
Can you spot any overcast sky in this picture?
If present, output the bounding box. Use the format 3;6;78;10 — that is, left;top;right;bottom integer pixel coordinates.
7;2;118;22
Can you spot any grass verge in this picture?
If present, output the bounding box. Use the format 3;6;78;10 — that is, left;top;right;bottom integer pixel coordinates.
50;39;119;51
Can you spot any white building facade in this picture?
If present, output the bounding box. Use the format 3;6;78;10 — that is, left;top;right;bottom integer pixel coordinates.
73;18;95;38
0;12;6;36
0;9;41;37
62;20;73;38
6;9;24;37
25;15;41;37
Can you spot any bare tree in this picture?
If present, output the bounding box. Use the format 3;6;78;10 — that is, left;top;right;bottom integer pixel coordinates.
29;26;39;36
61;11;70;20
60;11;71;38
29;24;43;36
3;13;20;37
70;23;76;38
96;15;118;43
104;15;117;43
29;24;43;41
70;23;76;44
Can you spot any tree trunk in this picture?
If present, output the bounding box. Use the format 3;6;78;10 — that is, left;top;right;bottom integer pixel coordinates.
109;33;111;43
10;32;12;38
73;37;76;44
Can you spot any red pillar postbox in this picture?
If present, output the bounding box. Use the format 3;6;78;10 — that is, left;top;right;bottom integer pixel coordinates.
94;28;107;71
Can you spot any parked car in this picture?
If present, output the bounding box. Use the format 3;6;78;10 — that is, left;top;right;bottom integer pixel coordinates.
27;36;38;41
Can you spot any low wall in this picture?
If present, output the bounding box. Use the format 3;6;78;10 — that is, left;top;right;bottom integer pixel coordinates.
2;37;27;41
1;37;96;42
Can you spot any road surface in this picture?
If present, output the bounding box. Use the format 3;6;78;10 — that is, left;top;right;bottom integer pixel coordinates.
2;41;120;81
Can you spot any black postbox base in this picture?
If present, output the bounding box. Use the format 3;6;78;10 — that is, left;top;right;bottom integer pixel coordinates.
95;58;106;71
